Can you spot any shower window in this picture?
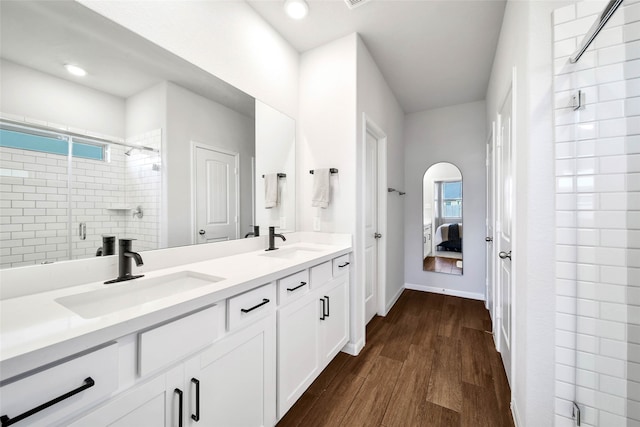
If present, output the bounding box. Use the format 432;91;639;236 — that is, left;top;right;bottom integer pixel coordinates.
0;128;105;161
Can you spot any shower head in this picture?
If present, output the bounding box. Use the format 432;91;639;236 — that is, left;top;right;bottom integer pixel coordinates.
124;147;135;156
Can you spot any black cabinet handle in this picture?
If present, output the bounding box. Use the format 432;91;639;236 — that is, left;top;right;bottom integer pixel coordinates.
324;296;330;317
287;281;307;292
191;378;200;422
320;298;326;320
174;388;183;427
338;262;350;268
241;298;270;313
0;377;95;427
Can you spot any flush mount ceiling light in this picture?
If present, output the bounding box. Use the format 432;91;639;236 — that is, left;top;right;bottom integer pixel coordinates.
64;64;87;77
284;0;309;20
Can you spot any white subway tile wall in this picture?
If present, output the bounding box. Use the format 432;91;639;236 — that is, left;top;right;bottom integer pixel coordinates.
0;122;162;268
554;2;636;425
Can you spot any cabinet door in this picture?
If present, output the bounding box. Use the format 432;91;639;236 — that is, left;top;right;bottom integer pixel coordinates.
68;375;167;427
187;314;276;427
319;275;350;366
277;291;321;418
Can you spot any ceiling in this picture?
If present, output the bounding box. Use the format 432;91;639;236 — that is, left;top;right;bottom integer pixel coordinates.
247;0;507;113
0;1;255;118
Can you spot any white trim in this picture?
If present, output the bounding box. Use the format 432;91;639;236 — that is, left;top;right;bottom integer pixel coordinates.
510;65;518;404
341;337;364;356
191;141;241;244
404;283;485;301
511;399;522;427
384;285;404;316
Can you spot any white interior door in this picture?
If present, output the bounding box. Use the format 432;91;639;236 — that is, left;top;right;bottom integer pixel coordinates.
194;145;238;243
364;130;379;323
486;125;496;330
496;88;514;386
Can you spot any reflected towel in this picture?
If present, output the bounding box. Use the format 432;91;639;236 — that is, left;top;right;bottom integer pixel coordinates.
311;168;330;208
264;173;278;208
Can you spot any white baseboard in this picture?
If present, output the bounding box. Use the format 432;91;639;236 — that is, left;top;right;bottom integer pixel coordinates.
383;286;404;316
511;399;521;427
404;283;485;301
342;337;364;356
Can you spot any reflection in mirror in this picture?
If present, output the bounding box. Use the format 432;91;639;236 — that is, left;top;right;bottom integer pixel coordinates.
0;1;295;269
423;162;463;275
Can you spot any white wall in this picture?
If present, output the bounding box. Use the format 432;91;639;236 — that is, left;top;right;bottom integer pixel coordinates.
298;33;359;349
404;101;486;299
355;36;406;316
485;1;573;426
125;82;166;139
77;0;299;120
165;82;254;248
255;101;296;233
0;59;125;138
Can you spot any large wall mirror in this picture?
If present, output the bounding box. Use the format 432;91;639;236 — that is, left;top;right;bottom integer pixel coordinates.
0;1;296;269
423;162;463;275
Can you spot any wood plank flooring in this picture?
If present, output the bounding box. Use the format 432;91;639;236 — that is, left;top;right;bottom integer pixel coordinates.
423;257;463;275
277;290;514;427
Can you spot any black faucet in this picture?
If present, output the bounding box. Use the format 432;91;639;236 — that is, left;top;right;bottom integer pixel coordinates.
266;226;286;251
244;225;260;238
104;238;144;284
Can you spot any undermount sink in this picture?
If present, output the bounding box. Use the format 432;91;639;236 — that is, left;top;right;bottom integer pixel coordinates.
259;246;324;260
55;271;225;319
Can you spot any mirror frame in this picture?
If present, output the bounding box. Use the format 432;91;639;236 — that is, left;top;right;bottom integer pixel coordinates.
422;162;463;275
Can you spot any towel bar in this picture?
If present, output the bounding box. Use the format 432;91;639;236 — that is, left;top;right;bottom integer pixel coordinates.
309;168;338;174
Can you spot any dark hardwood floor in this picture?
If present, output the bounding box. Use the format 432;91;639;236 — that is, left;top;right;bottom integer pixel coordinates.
423;257;463;275
277;290;514;427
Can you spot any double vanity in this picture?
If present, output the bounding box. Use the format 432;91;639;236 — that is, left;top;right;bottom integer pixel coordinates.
0;234;352;426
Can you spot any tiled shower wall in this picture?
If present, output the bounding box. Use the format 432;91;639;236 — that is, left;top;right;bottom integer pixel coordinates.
0;123;162;268
553;1;639;426
124;130;161;252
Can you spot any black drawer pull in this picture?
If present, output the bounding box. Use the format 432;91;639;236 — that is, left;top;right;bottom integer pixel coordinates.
241;298;270;313
287;281;307;292
320;298;326;320
324;296;330;317
0;377;95;427
191;378;200;422
175;388;183;427
338;262;350;268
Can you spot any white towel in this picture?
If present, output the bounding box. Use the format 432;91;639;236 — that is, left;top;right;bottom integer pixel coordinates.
264;173;278;208
311;168;330;208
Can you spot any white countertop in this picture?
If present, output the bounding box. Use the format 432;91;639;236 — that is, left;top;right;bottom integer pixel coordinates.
0;238;351;381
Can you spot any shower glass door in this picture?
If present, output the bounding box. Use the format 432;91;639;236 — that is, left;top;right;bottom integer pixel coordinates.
553;1;634;425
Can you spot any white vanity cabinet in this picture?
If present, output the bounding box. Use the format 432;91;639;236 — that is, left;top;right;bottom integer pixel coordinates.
4;247;352;427
0;343;119;427
68;373;169;427
184;314;276;427
277;259;350;418
68;288;276;427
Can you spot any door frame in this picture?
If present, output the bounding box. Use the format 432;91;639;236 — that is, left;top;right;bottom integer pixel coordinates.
493;67;517;397
190;141;240;244
361;114;387;319
485;121;496;325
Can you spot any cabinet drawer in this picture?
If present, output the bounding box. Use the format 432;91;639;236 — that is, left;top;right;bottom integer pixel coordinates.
278;270;310;305
228;283;276;331
310;261;332;289
138;305;219;376
332;254;351;276
0;343;118;427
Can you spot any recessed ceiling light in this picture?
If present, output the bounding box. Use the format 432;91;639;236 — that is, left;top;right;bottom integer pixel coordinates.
284;0;308;20
65;64;87;77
